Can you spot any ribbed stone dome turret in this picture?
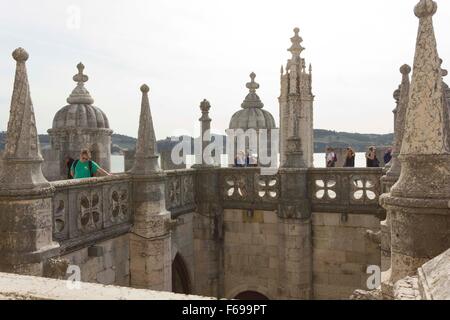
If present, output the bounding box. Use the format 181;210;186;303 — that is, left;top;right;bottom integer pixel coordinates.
229;73;276;130
52;63;110;130
53;104;110;129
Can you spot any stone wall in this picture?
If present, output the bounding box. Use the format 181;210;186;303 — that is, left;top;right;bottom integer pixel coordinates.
223;209;278;299
61;234;129;287
312;212;381;299
171;212;195;292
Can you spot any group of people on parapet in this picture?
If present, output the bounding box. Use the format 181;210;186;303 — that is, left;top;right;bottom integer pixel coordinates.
233;150;258;167
325;146;392;168
64;149;111;179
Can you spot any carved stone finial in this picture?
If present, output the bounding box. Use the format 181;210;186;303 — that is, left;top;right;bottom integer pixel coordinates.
247;72;259;93
67;62;94;105
140;84;150;93
12;47;29;62
288;27;305;58
73;62;89;84
200;99;211;113
400;64;412;75
414;0;437;18
241;73;264;109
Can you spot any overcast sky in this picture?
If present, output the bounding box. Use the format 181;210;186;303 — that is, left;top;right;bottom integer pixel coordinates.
0;0;449;139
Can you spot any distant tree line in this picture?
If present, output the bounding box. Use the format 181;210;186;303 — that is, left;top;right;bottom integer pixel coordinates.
0;130;393;154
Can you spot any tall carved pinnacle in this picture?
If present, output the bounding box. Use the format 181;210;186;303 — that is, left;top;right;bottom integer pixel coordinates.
0;48;50;191
288;27;304;59
401;0;449;155
130;84;160;175
67;62;94;105
4;48;41;161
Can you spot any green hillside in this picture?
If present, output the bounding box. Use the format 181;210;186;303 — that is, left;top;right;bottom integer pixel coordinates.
0;130;393;154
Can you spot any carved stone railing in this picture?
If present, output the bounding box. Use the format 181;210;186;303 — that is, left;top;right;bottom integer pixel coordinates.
216;167;385;217
165;169;196;217
219;168;280;211
51;174;133;253
308;168;385;217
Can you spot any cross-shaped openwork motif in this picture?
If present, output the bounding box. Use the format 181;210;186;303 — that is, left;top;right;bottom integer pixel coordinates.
257;176;279;200
225;175;248;199
351;176;377;202
110;188;128;223
168;177;181;207
78;192;101;232
314;179;337;200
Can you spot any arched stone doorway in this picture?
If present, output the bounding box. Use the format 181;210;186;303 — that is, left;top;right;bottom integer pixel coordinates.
234;291;269;300
172;254;192;294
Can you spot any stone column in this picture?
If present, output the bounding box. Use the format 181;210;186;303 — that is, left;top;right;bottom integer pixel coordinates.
129;85;172;291
195;99;212;166
277;126;312;299
0;48;59;275
380;0;450;295
380;65;411;273
192;168;224;297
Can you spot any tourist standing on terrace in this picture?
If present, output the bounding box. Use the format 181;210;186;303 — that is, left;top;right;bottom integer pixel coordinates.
384;147;393;164
325;147;337;168
71;149;111;179
366;146;380;167
344;147;355;167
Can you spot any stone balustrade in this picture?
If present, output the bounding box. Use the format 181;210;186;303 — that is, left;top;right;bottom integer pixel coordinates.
220;167;280;211
308;168;385;217
49;167;384;254
51;173;133;253
218;167;385;217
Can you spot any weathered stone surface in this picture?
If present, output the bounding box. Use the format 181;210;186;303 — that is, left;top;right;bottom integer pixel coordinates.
280;28;314;168
130;85;160;175
417;248;450;300
382;0;450;290
0;272;211;300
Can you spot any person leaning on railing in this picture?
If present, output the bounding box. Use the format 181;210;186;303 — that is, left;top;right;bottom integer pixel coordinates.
70;149;111;179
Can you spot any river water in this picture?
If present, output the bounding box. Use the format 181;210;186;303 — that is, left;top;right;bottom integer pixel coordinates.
111;152;369;173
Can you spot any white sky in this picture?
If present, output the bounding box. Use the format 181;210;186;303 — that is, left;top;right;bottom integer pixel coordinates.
0;0;449;139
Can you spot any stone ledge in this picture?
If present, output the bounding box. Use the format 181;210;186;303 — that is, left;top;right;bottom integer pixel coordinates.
0;272;213;300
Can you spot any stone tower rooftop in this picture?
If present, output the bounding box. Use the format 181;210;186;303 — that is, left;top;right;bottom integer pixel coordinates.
52;63;110;130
